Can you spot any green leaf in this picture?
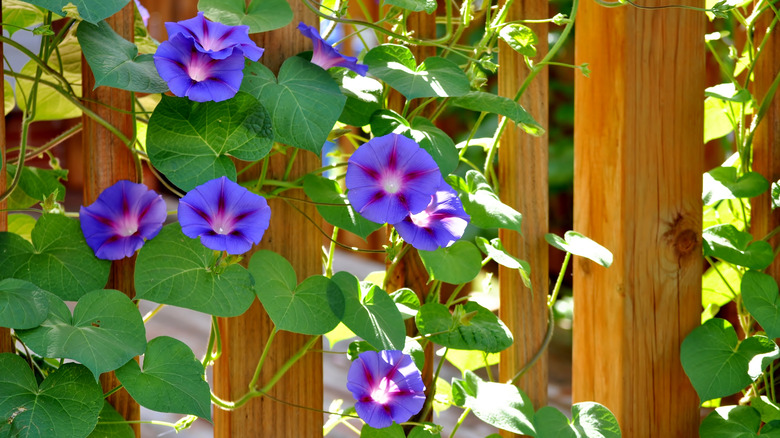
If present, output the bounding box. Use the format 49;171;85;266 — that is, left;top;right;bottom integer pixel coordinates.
416;302;513;353
329;271;406;350
383;0;437;13
742;270;780;339
302;174;383;240
534;403;622;438
704;97;734;143
241;57;346;155
363;45;470;99
0;278;49;329
451;370;535;435
408;424;442;438
324;322;357;348
3;0;48;36
706;83;752;103
703;167;769;205
418;240;482;284
752;396;780;424
702;260;739;309
0;214;111;301
703;224;774;270
451;170;523;232
773;180;780;210
88;401;135;438
77;20;169;93
545;231;613;268
23;0;128;23
15;289;147;378
116;336;211;419
360;423;406;438
498;24;538;57
199;0;293;33
390;288;420;319
450;91;544;136
440;347;500;376
0;354;103;438
134;223;256;317
433;376;453;414
146;93;273;191
681;318;777;402
249;250;341;335
699;405;761;437
475;237;531;288
7;214;36;242
4;79;14;115
336;70;383;126
6;164;67;209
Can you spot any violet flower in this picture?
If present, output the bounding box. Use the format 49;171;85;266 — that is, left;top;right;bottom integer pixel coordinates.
297;22;368;76
134;0;149;27
154;12;264;102
178;176;271;255
80;180;167;261
346;133;442;224
393;181;470;251
346;350;426;429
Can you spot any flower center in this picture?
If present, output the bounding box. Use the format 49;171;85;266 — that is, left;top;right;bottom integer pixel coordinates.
369;377;399;405
187;54;211;82
382;173;403;194
211;213;233;235
116;214;139;237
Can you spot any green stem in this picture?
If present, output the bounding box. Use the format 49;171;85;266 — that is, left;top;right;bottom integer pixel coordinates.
249;327;278;391
449;407;472;438
509;306;555;384
326;227;339;278
258;335;320;394
548;252;571;308
104;385;123;398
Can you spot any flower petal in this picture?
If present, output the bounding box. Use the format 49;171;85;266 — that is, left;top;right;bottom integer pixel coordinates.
297;22;367;76
393;181;469;251
166;12;264;61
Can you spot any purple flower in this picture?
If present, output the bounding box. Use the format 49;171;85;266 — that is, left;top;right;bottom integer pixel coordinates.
178;176;271;254
346;134;442;224
297;22;368;76
154;13;264;102
134;0;149;27
346;350;426;429
393;181;470;251
166;12;264;61
79;180;167;260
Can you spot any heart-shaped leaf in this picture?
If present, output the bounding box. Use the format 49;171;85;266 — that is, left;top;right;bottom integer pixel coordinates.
146;93;273;191
241;57;346;155
116;336;211;419
22;0;128;23
418;240;482;285
15;289;147;378
451;370;535;435
498;24;538;57
3;0;49;36
742;270;780;339
441;348;500;376
681;318;778;402
337;67;384;126
703;224;774;270
546;231;613;268
451;91;543;136
88;401;135;438
703;167;769;205
302;174;383;240
390;288;420;320
363;45;470;99
450;170;523;232
534;403;622;438
475;237;531;288
77;20;169;93
134;223;256;317
416;302;513;353
0;214;111;301
5;164;67;210
360;423;406;437
249;250;341;335
699;405;763;437
0;354;103;438
329;271;406;350
199;0;293;33
0;278;49;329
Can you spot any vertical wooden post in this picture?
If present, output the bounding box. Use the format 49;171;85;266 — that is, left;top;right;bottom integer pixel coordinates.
0;7;13;354
81;4;140;436
750;4;780;273
572;3;703;436
497;0;549;414
212;6;322;437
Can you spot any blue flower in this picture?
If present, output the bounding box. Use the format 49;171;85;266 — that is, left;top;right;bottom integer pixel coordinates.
297;22;368;76
166;12;264;61
346;350;426;429
393;180;470;251
80;180;167;260
178;176;271;254
346;133;442;224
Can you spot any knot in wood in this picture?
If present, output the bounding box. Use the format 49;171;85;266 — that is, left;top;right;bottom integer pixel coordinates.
675;229;697;256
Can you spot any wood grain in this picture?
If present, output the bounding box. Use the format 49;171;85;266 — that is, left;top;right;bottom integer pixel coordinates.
497;0;549;417
80;3;140;435
212;3;324;437
572;3;703;436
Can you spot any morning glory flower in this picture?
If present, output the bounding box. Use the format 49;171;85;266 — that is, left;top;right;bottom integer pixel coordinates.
178;176;271;254
297;22;368;76
79;180;167;260
165;12;264;61
346;133;442;224
134;0;149;27
393;181;470;251
346;350;426;429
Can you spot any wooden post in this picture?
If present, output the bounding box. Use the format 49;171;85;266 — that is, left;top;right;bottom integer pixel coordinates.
497;0;549;415
572;3;703;436
212;6;323;437
80;4;140;436
750;4;780;274
0;8;12;354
